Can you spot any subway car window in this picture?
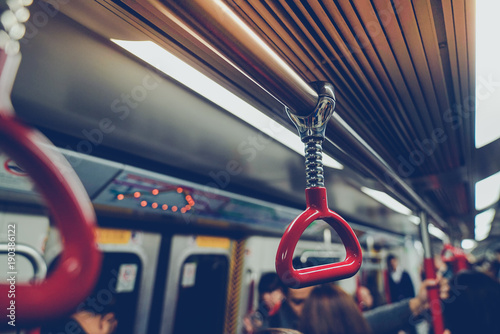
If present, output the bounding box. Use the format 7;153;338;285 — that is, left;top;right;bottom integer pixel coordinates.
173;254;229;334
94;252;143;334
1;1;499;334
41;251;142;334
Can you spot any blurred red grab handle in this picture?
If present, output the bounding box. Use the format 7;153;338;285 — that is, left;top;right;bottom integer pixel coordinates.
0;114;101;327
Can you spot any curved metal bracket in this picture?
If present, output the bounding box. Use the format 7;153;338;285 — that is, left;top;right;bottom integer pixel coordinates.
286;82;336;141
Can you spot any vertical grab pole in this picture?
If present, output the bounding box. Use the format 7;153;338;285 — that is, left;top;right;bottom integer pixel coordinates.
419;212;445;334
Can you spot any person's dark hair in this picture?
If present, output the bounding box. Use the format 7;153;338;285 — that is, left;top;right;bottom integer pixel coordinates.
258;272;285;295
299;284;372;334
443;270;500;334
386;254;396;267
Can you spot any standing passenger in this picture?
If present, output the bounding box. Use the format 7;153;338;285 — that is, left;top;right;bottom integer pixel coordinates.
258;273;286;321
244;272;286;333
442;270;500;334
386;254;418;333
386;254;415;302
300;280;438;334
267;285;314;330
299;284;372;334
488;247;500;280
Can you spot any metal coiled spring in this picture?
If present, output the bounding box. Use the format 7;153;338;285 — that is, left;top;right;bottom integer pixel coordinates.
304;136;324;188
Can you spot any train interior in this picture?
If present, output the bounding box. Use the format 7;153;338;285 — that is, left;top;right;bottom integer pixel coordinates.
1;0;499;333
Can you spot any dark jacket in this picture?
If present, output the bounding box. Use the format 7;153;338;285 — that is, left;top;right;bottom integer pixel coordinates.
388;271;415;302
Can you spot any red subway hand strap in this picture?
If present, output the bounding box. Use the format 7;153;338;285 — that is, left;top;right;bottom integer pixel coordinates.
441;244;469;273
0;114;101;327
276;187;362;288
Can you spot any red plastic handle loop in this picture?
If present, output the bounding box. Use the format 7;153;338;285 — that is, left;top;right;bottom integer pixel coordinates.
441;244;469;273
0;114;101;326
276;187;362;288
441;244;458;261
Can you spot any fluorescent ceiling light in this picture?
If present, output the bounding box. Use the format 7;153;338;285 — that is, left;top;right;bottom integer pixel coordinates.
360;187;412;215
475;170;500;210
428;223;446;241
461;239;477;250
408;215;421;225
475;0;500;148
475;208;496;241
111;39;343;170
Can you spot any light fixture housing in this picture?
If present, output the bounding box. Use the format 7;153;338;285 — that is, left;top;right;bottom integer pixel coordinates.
475;0;500;148
475;170;500;211
428;223;446;241
461;239;477;250
360;187;412;215
475;208;496;241
111;39;343;170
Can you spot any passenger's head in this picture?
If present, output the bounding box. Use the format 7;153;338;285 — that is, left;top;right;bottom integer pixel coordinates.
258;272;285;310
443;270;500;334
386;254;398;272
286;286;314;317
299;284;372;334
72;311;118;334
494;247;500;262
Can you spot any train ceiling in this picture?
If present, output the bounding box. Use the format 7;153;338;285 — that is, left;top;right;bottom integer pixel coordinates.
8;1;500;242
224;0;476;217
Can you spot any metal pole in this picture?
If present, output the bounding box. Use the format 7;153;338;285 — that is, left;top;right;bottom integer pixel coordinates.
168;0;318;117
419;211;445;334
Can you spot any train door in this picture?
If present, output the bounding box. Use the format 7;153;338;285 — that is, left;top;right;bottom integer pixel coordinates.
43;227;161;334
160;235;232;334
88;251;143;334
91;228;162;334
240;236;282;320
